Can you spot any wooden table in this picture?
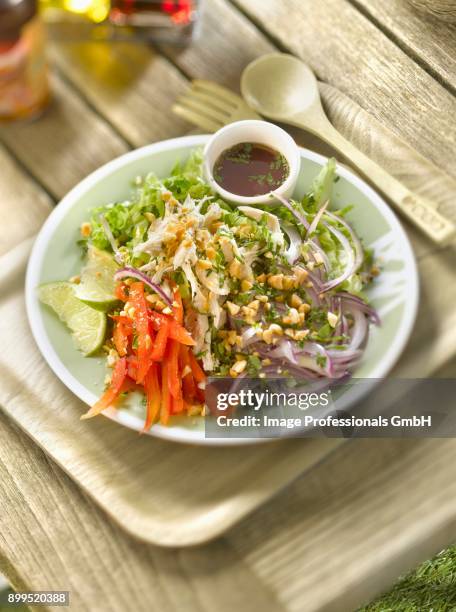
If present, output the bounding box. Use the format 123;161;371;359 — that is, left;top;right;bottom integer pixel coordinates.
1;1;456;610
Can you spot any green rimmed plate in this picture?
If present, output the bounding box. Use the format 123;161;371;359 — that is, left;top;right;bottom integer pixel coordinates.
25;135;419;445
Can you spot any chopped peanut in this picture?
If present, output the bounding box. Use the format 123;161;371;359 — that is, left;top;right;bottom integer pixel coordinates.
293;266;308;283
282;276;295;290
227;331;238;345
262;328;273;344
268;274;284;290
294;330;310;341
107;349;119;367
226;301;241;316
197;259;212;270
269;323;283;336
257;295;269;303
230;360;247;377
256;273;267;283
80;222;91;237
371;265;380;277
327;312;339;328
229;260;242;279
241;279;253;291
290;293;302;308
282;308;300;325
263;324;283;344
248;300;260;311
314;251;324;265
206;246;216;260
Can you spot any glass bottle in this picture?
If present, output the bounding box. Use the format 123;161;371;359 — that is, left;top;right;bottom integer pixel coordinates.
0;0;49;121
40;0;200;43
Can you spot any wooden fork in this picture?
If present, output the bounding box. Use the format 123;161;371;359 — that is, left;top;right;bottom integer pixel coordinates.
172;80;261;132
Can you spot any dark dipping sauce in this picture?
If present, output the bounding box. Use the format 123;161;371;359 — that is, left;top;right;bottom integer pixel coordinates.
213;142;290;197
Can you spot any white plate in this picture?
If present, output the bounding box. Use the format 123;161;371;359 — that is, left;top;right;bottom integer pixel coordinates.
26;135;419;445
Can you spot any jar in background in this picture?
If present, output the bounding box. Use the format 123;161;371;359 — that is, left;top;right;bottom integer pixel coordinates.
41;0;201;44
0;0;49;121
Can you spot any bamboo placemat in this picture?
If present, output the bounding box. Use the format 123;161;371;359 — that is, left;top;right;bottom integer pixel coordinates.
0;82;455;547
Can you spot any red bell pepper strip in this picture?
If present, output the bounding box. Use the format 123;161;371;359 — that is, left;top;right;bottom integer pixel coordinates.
160;358;171;425
113;319;131;357
179;345;197;400
171;395;184;415
82;357;127;419
167;340;182;400
188;350;206;384
150;319;169;361
142;362;161;431
172;286;184;324
119;377;137;394
115;283;129;302
126;355;138;381
168;320;195;346
129;282;153;384
111;314;133;327
149;311;195;346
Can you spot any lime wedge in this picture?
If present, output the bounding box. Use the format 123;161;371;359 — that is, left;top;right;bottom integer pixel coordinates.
38;281;106;356
74;245;119;310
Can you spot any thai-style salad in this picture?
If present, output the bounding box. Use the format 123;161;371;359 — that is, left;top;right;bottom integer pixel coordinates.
38;149;379;430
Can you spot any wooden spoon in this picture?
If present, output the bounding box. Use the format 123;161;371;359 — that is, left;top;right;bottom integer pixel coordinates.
241;53;455;245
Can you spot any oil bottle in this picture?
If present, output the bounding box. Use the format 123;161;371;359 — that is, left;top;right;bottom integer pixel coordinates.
0;0;49;121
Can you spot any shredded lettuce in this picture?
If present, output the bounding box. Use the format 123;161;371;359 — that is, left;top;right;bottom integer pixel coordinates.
311;157;336;207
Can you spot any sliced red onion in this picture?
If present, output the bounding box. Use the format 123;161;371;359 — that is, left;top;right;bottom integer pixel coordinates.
337;292;381;325
345;308;369;351
241;327;260;348
275;193;310;230
283;225;302;264
306;269;324;292
321;223;356;293
99;214;123;264
304;282;322;307
268;339;299;365
114;266;172;306
324;211;364;272
261;363;320;379
307;199;329;237
308;243;331;274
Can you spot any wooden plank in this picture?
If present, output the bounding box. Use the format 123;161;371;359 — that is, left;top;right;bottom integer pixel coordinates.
0;411;283;612
50;42;192;147
229;436;456;612
0;73;127;200
353;0;456;93
159;0;274;90
232;0;456;180
0;146;52;256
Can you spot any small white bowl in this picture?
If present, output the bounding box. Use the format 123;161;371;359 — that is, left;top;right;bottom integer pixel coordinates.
203;120;301;205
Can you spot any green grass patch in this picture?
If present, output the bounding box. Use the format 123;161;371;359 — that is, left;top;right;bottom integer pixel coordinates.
360;546;456;611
